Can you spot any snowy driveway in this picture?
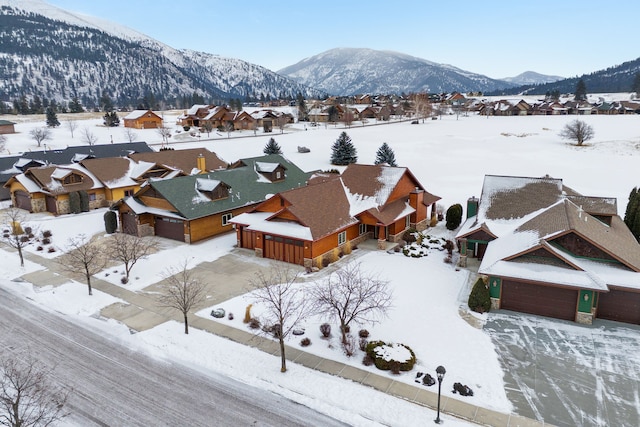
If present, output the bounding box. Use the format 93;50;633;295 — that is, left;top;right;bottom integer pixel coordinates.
484;312;640;427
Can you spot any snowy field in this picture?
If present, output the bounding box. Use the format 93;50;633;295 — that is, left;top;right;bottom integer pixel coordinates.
2;102;640;425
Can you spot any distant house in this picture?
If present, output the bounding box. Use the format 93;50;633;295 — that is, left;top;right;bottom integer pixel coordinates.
0;120;16;135
123;109;163;129
232;163;440;267
128;148;227;174
112;154;311;243
456;175;640;325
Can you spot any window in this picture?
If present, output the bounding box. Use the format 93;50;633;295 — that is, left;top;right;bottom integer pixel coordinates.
359;224;367;235
276;171;282;179
124;189;134;197
88;193;97;201
222;212;233;226
405;215;411;228
338;231;346;245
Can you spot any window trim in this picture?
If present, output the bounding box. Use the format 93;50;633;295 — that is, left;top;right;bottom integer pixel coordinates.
222;212;233;226
338;230;346;245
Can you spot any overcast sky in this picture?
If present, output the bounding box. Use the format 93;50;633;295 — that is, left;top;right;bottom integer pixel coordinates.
45;0;639;79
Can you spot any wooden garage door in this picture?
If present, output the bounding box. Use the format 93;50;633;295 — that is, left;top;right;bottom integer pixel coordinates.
597;289;640;324
155;216;185;242
264;235;304;265
45;195;57;214
241;228;256;250
14;191;31;211
501;279;578;321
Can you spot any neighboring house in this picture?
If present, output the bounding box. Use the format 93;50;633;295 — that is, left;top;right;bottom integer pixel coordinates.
129;148;227;174
232;164;440;268
112;154;311;243
81;157;182;202
0;119;16;134
0;142;153;201
5;164;105;214
456;175;640;325
123;109;163;129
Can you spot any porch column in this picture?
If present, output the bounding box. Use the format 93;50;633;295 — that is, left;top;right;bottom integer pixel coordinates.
377;224;386;250
458;238;467;267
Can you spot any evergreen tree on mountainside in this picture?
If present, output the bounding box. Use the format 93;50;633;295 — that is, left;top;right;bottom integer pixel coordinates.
574;79;587;101
68;96;83;113
330;132;357;165
45;106;60;127
624;187;640;241
103;111;120;127
633;72;640;98
100;90;114;112
374;142;397;167
263;137;282;155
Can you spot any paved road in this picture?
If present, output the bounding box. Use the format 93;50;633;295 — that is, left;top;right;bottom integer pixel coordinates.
0;287;348;427
485;311;640;427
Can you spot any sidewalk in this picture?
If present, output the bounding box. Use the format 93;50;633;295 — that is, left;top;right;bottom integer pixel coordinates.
19;250;552;427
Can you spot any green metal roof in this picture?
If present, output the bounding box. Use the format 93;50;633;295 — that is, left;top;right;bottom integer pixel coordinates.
143;154;311;220
0;120;16;125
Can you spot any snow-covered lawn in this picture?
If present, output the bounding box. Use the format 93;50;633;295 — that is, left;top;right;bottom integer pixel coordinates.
2;101;640;424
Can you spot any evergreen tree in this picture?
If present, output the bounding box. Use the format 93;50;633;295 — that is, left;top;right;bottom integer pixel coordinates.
574;79;587;101
633;72;640;97
624;187;640;240
374;142;397;167
263;137;282;155
296;92;308;121
103;111;120;127
330;132;357;165
69;97;84;113
445;203;463;230
45;106;60;127
468;278;491;313
100;90;114;112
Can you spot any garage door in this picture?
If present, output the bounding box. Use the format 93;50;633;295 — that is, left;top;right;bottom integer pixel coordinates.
45;195;57;214
155;216;185;242
597;288;640;324
263;235;304;265
14;191;31;211
501;279;578;321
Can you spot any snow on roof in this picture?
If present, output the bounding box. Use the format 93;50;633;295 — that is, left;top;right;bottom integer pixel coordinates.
376;167;405;205
195;178;221;192
255;162;279;173
123;196;184;219
232;212;312;241
51;167;71;180
123;110;151;120
187;104;210;115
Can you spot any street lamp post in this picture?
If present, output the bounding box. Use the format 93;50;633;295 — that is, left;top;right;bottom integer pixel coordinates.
434;365;446;424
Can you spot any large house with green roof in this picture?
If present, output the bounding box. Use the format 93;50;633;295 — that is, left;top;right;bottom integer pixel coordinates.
113;154;311;243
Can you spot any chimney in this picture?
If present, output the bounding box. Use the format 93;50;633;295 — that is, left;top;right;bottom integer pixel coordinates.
466;196;478;219
197;154;206;173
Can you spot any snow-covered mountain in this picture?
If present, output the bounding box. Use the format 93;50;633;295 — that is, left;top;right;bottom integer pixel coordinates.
500;71;564;86
277;48;516;95
0;0;325;109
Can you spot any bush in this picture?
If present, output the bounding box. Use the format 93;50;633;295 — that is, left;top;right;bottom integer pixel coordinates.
300;337;311;347
69;191;81;214
320;323;331;338
362;354;374;366
104;210;118;234
248;318;260;329
36;246;43;251
79;190;90;212
402;228;417;243
24;226;32;235
365;340;416;372
443;239;454;255
468;277;491;313
359;338;368;351
42;230;52;238
445;203;463;230
228;312;234;321
358;329;369;338
120;277;128;284
183;125;190;131
243;304;252;323
41;237;50;245
47;247;55;253
20;235;29;243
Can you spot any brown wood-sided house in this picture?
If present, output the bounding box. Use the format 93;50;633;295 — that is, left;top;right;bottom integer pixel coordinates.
129;148;227;174
0;120;16;134
123;109;163;129
456;175;640;325
112;154;311;244
231;164;440;268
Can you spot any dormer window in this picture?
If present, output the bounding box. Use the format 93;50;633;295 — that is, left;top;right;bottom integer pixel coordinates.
255;162;286;182
196;178;229;201
62;174;83;185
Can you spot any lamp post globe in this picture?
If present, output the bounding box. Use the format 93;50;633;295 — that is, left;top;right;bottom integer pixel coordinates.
434;365;446;424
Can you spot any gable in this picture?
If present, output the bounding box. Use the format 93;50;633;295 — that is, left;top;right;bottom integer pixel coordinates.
549;232;618;263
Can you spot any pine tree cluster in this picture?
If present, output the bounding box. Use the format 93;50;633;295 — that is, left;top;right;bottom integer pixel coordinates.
624;187;640;241
330;132;357;165
263;137;282;155
374;142;397;167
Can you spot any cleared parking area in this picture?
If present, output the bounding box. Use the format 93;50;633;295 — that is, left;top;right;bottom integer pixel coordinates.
484;311;640;427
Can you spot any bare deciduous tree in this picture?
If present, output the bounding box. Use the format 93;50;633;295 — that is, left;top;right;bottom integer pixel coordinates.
58;234;107;295
559;119;594;146
65;119;78;139
123;127;138;143
0;134;6;153
0;353;69;427
250;264;312;372
201;122;213;137
158;259;206;334
108;233;158;282
412;93;432;123
156;126;171;147
80;127;98;146
1;207;35;267
311;262;393;346
28;127;51;147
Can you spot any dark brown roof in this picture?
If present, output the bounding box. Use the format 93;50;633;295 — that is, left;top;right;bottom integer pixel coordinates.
482;176;562;220
130;148;226;173
279;179;355;239
26;166;95;194
81;157;132;185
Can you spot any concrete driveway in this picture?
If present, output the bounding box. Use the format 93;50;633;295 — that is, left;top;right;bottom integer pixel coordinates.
484;311;640;427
